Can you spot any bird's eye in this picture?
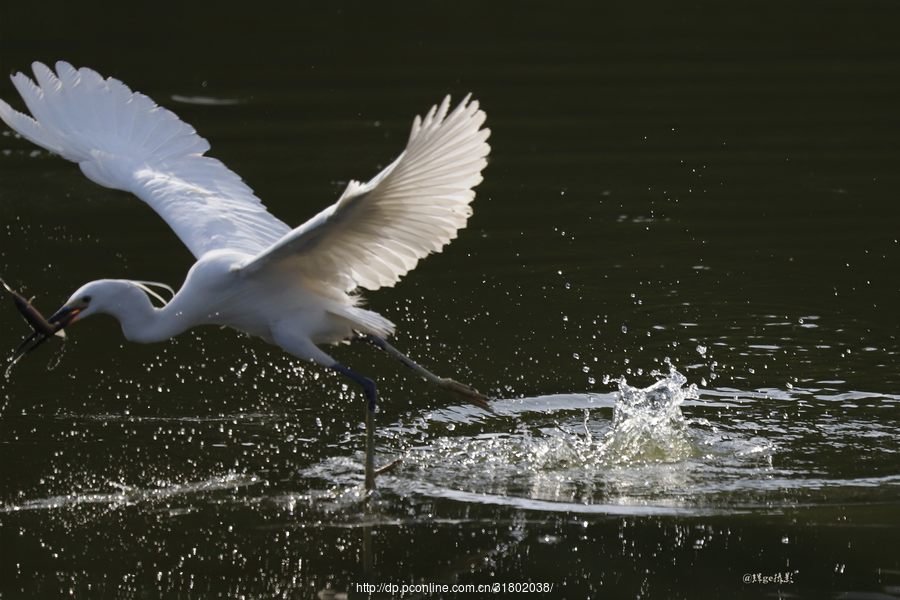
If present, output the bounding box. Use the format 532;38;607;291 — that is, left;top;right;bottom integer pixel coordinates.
81;295;92;303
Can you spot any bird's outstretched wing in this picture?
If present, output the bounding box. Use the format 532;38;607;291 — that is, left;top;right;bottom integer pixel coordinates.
239;94;490;293
0;61;291;258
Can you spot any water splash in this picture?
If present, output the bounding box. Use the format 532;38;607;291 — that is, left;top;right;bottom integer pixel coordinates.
599;365;698;464
296;363;896;515
4;335;68;380
294;367;709;511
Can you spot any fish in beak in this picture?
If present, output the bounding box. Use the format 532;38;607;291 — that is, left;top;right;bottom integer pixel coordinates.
3;279;81;363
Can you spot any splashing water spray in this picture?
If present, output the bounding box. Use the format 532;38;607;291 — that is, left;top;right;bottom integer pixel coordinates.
599;362;699;463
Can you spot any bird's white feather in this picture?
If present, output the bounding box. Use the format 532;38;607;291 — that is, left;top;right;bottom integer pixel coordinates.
2;62;494;421
0;61;291;259
240;94;491;294
1;62;490;304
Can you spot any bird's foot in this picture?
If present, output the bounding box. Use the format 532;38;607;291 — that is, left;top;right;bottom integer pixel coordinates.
438;378;494;412
374;458;402;477
363;458;403;494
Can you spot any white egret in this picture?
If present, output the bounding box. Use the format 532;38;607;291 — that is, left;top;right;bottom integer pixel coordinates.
0;61;492;490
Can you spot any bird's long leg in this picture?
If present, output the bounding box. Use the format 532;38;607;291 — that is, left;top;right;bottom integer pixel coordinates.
330;364;378;491
351;333;493;412
330;363;378;411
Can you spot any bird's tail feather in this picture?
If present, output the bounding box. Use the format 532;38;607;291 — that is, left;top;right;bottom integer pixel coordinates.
331;305;396;340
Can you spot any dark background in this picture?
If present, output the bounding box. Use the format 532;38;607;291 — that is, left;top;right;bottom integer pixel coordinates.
1;1;899;598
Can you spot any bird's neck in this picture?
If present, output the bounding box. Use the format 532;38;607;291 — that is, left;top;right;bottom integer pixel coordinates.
99;282;188;343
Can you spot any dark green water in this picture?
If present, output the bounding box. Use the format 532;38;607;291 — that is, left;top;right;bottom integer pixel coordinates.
1;2;898;598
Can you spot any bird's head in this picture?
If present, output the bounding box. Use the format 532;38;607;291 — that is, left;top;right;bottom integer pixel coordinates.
48;279;174;328
47;284;100;328
8;279;174;363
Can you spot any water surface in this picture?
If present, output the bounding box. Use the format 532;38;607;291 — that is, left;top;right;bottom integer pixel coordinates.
1;1;899;598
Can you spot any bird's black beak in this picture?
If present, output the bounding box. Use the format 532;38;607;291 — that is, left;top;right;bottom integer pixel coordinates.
47;304;83;329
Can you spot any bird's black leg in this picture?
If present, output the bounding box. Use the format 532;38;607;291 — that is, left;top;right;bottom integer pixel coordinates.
350;332;389;352
330;363;378;491
330;363;377;410
351;333;493;412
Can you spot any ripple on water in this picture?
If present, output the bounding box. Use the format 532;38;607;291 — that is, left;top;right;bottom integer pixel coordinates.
7;368;896;519
301;365;898;516
0;473;264;514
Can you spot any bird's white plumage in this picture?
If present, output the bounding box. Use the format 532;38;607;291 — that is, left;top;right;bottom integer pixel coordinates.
241;94;491;293
0;62;491;300
0;61;292;258
2;61;494;458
